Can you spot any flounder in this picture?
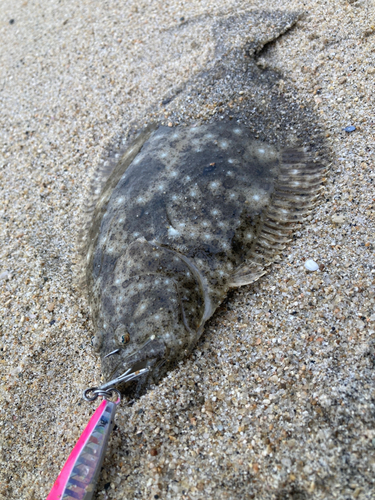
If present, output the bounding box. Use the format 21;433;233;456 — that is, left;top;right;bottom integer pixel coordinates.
82;11;326;395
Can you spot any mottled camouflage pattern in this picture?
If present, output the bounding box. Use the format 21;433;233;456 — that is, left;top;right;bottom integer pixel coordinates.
85;122;321;391
82;11;326;394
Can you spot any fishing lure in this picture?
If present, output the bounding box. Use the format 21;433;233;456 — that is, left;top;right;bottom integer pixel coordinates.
46;396;118;500
46;369;148;500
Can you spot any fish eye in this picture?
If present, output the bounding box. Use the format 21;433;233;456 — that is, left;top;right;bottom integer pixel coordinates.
115;324;130;345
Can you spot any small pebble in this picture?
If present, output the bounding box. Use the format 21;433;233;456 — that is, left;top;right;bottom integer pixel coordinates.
47;302;55;311
344;125;356;133
304;259;319;272
331;214;346;224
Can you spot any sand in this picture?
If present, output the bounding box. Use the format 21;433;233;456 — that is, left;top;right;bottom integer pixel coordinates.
0;0;374;499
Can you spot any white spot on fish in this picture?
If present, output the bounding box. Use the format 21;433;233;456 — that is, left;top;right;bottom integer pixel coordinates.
168;227;180;237
234;128;242;134
246;233;253;240
136;196;144;204
258;148;265;154
219;140;228;148
211;209;219;216
228;159;234;164
253;194;260;201
137;302;148;313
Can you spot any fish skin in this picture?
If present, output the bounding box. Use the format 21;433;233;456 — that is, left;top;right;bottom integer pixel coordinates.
83;11;327;394
86;124;321;392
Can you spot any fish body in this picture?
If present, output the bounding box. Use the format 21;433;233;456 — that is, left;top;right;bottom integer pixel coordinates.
82;11;326;393
85;122;322;391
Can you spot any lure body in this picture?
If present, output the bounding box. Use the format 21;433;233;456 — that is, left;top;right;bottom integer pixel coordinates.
85;122;322;390
47;400;117;500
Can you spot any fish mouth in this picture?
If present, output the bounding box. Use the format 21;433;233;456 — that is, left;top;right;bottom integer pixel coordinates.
101;337;168;394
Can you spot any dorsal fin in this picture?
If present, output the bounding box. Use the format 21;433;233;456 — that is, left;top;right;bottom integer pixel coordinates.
230;147;324;287
75;125;158;289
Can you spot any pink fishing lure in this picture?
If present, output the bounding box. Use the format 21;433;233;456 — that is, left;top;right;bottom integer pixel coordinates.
47;399;118;500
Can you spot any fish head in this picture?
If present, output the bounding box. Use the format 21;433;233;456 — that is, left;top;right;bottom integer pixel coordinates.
97;259;206;394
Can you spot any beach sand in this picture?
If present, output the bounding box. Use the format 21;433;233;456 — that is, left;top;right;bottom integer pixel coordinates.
1;1;374;499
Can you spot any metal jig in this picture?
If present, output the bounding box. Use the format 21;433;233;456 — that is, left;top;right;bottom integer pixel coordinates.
46;366;149;500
